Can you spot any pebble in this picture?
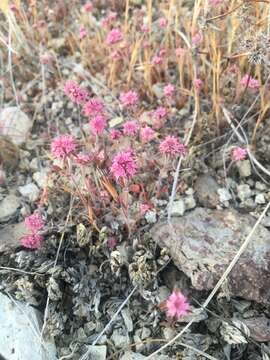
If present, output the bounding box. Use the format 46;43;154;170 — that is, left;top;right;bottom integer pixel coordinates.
0;194;20;222
184;195;196;210
33;170;49;188
83;346;107;360
237;184;252;201
194;174;219;208
0;222;26;252
111;328;130;348
255;193;266;204
218;188;232;203
237;160;252;177
19;183;40;202
145;210;157;223
170;199;185;216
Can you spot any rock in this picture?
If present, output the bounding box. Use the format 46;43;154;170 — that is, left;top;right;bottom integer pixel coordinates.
121;308;133;332
0;194;20;222
83;345;107;360
145;210;157;224
0;107;33;145
255;193;265;204
237;184;252;202
0;292;57;360
184;195;196;210
217;188;232;203
120;351;170;360
19;183;40;202
242;317;270;342
0;222;26;252
33;170;49;188
111;328;130;348
194;175;219;208
0;135;20;171
151;207;270;303
152;83;163;99
170;199;185;216
237;160;252;178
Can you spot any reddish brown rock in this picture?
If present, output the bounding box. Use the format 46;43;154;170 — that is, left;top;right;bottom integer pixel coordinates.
151;208;270;303
243;317;270;342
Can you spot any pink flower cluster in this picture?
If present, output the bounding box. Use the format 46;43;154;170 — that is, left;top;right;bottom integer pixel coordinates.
63;80;88;104
106;28;123;45
163;84;175;98
193;78;203;92
83;2;92;12
120;90;139;107
110;149;137;182
83;98;105;117
240;74;259;91
51;135;76;159
231;147;247;161
21;213;45;249
159;136;187;157
122;120;139;137
140;126;155;142
166;290;189;319
89;115;106;135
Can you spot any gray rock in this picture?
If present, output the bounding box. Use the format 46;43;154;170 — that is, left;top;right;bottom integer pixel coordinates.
255;193;266;204
194;175;219;208
152;83;163;99
111;328;130;348
0;292;57;360
0;222;26;252
170;199;185;216
151;207;270;303
218;188;232;203
0;194;20;222
242;317;270;342
33;170;49;188
83;345;107;360
145;210;157;224
0;107;33;145
19;183;40;202
237;160;252;178
121;308;133;332
120;351;170;360
184;195;196;210
237;184;252;201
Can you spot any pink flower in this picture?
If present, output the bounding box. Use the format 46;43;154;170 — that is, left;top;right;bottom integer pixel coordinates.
175;47;186;57
152;54;163;65
107;236;117;250
210;0;221;5
25;213;44;233
140;24;149;33
63;80;89;104
83;2;92;12
140;126;155;142
51;135;76;159
240;74;259;91
158;17;168;28
192;32;203;46
109;129;122;140
139;203;151;215
82;98;104;117
110;150;137;181
231;147;247;161
101;12;117;27
166;290;189;319
74;152;92;165
120;90;139;107
106;28;123;45
89;115;106;135
122;121;139;137
193;78;203;92
154;106;167;119
159;136;187;157
163;84;175;98
79;25;87;39
21;234;43;249
40;53;53;65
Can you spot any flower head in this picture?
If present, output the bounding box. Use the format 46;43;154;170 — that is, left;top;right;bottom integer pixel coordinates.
110;150;137;182
154;106;167;120
193;78;203;92
40;53;53;65
109;129;122;140
51;135;76;159
192;31;203;46
82;98;104;117
166;290;189;319
120;90;139;107
106;28;123;45
63;80;89;104
83;2;92;12
159;136;187;157
89;115;106;136
74;152;92;165
231;147;247;161
79;25;87;39
21;234;43;249
163;84;175;98
140;126;155;142
158;17;168;28
240;74;259;91
122;120;139;137
25;213;44;233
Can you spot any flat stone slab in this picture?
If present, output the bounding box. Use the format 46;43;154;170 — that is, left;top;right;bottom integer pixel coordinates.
151;208;270;303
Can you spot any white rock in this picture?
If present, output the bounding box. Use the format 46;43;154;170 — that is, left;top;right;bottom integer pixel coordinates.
0;107;33;145
83;346;107;360
111;328;130;348
121;308;133;332
237;184;252;202
0;194;20;221
0;292;57;360
120;351;170;360
255;193;266;204
170;199;185;216
19;183;40;202
184;195;196;210
152;83;163;98
218;188;232;203
237;160;251;178
145;210;157;224
33;170;49;188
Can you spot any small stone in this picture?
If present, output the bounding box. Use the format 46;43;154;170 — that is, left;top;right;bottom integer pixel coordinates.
0;135;20;172
121;308;133;332
170;199;185;216
145;210;157;223
163;327;176;341
19;183;40;202
237;184;252;201
111;328;130;348
33;170;49;188
0;107;33;145
184;195;196;210
141;327;151;340
0;194;20;222
255;182;266;191
157;286;170;302
237;160;252;178
0;222;26;252
255;193;265;204
83;345;107;360
242;317;270;342
152;83;163;99
218;188;232;203
194;175;219;208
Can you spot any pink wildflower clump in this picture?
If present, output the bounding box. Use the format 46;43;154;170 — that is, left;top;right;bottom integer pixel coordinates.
25;213;44;233
106;28;123;45
120;90;139;107
83;2;92;12
83;98;105;117
74;152;92;165
89;115;106;136
110;150;137;182
240;74;259;91
122;120;139;137
166;290;189;319
79;25;87;39
158;17;168;28
154;106;167;120
163;84;175;98
21;234;43;249
159;136;187;157
63;80;88;104
51;135;76;159
193;78;203;92
231;147;247;161
140;126;155;142
192;31;203;46
109;129;122;140
140;24;149;33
